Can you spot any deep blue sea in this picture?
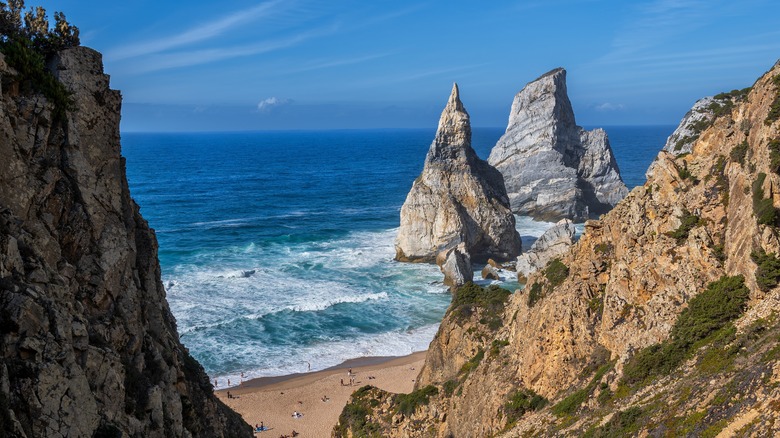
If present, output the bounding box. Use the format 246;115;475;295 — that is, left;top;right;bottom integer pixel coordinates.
122;126;673;386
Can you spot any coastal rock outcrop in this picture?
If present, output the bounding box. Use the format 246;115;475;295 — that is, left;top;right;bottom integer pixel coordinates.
0;48;251;437
395;84;521;264
487;68;628;221
437;243;473;291
337;61;780;437
516;218;576;281
662;88;750;155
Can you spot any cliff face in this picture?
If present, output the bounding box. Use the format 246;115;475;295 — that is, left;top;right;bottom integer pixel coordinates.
395;84;521;267
662;88;749;155
487;68;628;221
336;62;780;437
0;48;250;437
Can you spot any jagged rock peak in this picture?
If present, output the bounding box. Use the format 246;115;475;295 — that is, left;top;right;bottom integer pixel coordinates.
429;82;472;163
488;67;628;221
505;67;575;132
395;84;521;264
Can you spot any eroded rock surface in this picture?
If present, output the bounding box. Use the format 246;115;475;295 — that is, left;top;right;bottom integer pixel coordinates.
0;48;250;437
437;243;473;291
487;68;628;221
516;218;576;281
395;84;521;264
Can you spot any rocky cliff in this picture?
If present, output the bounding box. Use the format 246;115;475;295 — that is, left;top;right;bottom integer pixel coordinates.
336;61;780;437
487;68;628;221
395;84;521;269
0;48;251;437
663;88;750;155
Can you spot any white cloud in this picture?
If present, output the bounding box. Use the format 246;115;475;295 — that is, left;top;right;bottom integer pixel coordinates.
107;0;286;61
257;97;292;112
594;102;625;111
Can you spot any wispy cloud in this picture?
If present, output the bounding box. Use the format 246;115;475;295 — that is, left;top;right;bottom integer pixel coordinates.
275;53;392;75
107;0;286;61
122;24;338;74
594;102;625;111
608;0;710;57
257;97;292;112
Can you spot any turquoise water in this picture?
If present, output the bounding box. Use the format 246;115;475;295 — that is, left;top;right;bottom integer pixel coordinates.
122;126;672;386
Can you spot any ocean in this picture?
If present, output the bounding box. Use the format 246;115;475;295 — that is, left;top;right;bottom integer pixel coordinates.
122;126;673;387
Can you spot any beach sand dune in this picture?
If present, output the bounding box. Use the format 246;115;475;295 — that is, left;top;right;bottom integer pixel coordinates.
217;352;426;437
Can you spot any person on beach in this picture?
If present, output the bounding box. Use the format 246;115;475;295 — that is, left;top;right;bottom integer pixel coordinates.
340;378;344;386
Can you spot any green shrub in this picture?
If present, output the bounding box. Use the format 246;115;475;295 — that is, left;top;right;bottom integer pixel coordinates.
552;361;613;416
766;75;780;126
334;386;382;438
583;406;644;438
678;162;694;180
622;275;749;386
671;275;748;347
459;349;484;376
545;259;569;287
594;243;612;255
527;282;543;308
490;339;509;356
449;282;511;321
751;249;780;292
0;3;81;122
730;140;748;165
552;388;588;416
713;156;729;206
442;379;459;397
769;139;780;175
504;389;547;426
395;385;438;416
752;173;778;226
666;210;702;243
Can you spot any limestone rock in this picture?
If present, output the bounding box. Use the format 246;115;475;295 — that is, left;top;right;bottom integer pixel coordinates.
395;84;521;263
663;96;715;155
0;48;251;437
481;264;500;281
516;219;576;279
487;68;628;221
437;244;473;291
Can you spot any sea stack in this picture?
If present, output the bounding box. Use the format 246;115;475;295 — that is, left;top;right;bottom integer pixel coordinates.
487;68;628;221
395;84;521;276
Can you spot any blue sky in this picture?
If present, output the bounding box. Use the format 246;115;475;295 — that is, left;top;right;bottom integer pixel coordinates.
35;0;780;131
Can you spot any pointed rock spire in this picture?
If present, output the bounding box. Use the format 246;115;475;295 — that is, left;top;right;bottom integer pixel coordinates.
395;84;521;267
429;82;472;163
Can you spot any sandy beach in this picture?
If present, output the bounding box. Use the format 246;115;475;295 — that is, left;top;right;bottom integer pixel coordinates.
217;351;427;437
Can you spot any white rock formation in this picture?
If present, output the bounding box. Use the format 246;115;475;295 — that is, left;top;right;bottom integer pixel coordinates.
663;96;715;155
395;84;521;264
437;243;473;291
487;68;628;221
516;219;576;281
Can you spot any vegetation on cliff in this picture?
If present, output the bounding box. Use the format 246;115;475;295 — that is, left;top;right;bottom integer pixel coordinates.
622;275;749;386
0;1;80;120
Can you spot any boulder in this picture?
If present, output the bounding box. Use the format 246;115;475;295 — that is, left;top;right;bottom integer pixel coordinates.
481;264;501;281
395;84;521;263
437;244;473;291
